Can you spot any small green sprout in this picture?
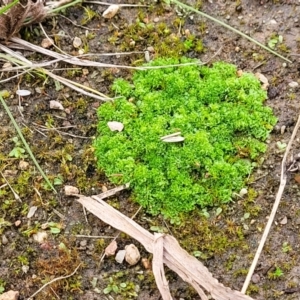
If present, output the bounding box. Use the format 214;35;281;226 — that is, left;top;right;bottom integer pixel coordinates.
282;242;292;253
94;57;277;217
268;266;284;280
9;137;26;158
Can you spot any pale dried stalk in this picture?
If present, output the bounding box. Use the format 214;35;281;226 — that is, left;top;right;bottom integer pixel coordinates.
27;263;82;299
75;194;254;300
241;112;300;293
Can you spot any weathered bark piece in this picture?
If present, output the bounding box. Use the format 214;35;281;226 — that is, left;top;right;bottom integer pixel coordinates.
76;194;255;300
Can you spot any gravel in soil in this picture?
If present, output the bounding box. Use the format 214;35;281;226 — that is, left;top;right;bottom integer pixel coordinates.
1;1;300;299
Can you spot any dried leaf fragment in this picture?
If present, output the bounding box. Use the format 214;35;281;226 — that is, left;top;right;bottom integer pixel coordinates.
0;0;47;40
102;4;120;19
27;206;38;218
160;132;184;143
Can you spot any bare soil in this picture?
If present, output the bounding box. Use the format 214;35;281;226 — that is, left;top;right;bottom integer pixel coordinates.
1;0;300;299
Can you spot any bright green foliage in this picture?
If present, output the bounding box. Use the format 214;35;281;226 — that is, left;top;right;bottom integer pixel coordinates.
94;57;277;217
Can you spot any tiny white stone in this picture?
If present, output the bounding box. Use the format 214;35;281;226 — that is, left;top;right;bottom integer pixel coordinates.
289;81;299;88
107;121;124;132
50;100;64;110
102;4;120;19
268;19;277;25
115;250;126;263
16;89;31;96
41;37;54;48
73;37;82;48
22;265;29;274
33;231;48;243
27;206;38;218
145;51;150;62
64;185;79;195
239;188;248;197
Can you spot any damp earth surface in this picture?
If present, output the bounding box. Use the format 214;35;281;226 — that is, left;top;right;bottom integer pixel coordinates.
1;1;300;299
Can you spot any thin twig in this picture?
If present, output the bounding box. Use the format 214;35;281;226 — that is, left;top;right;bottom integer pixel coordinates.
0;171;21;202
84;1;149;7
27;263;82;300
241;112;300;293
75;234;115;238
58;13;100;31
92;183;130;200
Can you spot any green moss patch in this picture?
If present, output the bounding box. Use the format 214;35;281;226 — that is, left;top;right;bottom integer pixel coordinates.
94;57;277;217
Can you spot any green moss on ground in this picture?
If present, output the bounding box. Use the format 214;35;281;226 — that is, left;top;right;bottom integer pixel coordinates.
94;57;277;218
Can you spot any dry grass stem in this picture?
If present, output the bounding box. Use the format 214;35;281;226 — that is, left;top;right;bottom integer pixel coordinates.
0;170;21;202
75;193;254;300
27;263;82;299
241;112;300;293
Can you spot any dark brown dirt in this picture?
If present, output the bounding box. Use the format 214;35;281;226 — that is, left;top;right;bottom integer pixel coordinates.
1;0;300;299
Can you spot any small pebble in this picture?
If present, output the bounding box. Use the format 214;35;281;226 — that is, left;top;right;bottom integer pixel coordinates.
18;160;29;170
251;273;260;284
80;240;87;248
147;46;155;53
105;240;118;256
125;244;140;265
41;37;54;48
2;235;8;245
115;250;126;263
153;17;159;23
64;185;79;195
102;4;120;19
268;19;277;25
14;220;21;227
33;231;48;243
289;81;299;88
73;37;82;48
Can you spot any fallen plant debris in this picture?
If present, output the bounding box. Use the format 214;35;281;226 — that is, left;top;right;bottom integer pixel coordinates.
0;0;47;40
75;192;255;300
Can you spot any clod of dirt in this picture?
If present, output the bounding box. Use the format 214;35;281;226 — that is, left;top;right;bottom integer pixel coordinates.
125;244;140;265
